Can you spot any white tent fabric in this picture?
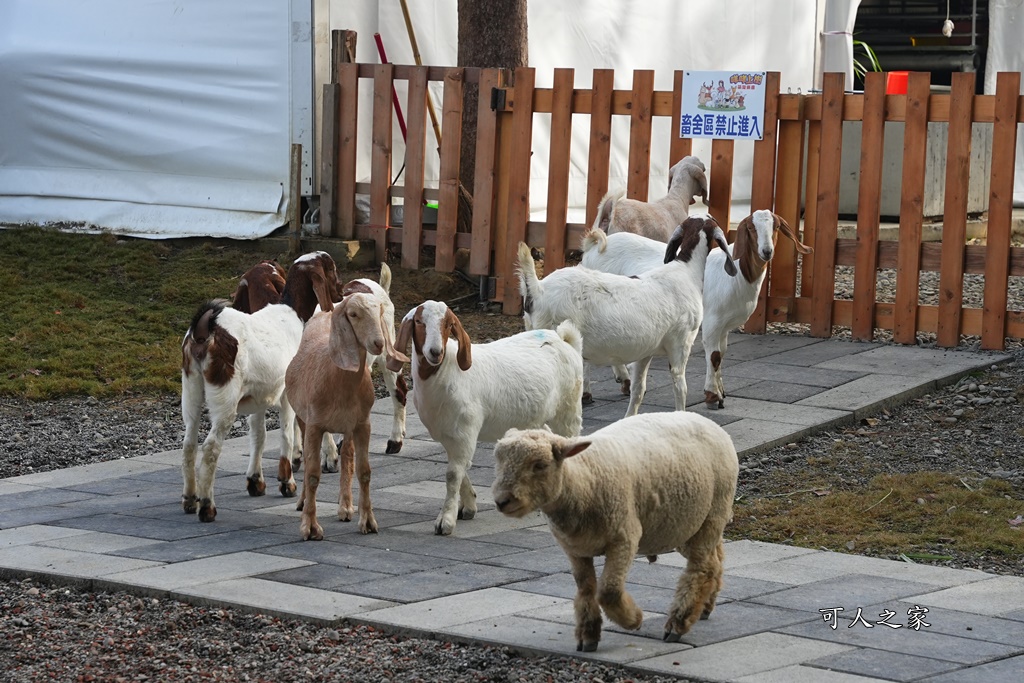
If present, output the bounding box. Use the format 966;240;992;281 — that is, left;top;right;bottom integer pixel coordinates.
335;0;818;223
0;1;296;238
985;0;1024;207
817;0;861;91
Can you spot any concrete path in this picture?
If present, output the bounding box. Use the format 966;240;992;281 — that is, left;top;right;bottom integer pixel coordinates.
2;334;1022;682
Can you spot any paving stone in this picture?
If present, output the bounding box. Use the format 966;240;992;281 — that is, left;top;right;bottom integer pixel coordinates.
722;418;821;456
805;647;963;682
713;397;852;427
177;577;394;621
0;481;43;496
0;487;97;512
336;528;519;562
342;562;541;602
112;529;288;562
259;539;454;575
38;531;161;553
390;507;547;538
258;563;392;591
57;512;255;541
797;375;945;417
0;544;163;579
8;458;168;488
365;587;566;630
0;523;92;548
763;339;883;366
674;601;817;647
630;631;853;680
722;334;825;361
105;551;312;590
815;346;1006;380
0;505;105;528
725;359;866;388
728;380;829;404
505;572;580;601
907;576;1024;617
735;664;891;682
721;540;819;570
764;550;996;589
751;574;938;614
916;654;1024;683
779;617;1022;664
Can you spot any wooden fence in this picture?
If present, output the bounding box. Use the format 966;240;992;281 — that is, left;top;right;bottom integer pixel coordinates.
319;63;1024;351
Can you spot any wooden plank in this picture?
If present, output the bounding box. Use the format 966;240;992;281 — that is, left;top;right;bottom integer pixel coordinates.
337;63;359;239
851;71;887;341
809;72;844;338
744;71;781;333
707;139;734;231
669;70;693;164
893;72;931;344
801;119;821;298
544;68;575;273
491;71;515;299
503;67;536;314
585;69;614;229
626;70;655;201
469;68;502;276
435;68;465;272
370;64;394;263
982;71;1022;350
401;66;429;270
936;72;976;347
319;84;339;238
770;111;806;305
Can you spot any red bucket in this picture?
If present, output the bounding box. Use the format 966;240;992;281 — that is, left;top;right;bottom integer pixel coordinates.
886;71;909;95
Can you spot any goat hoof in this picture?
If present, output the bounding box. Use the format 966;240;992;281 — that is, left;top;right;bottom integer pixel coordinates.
385;439;403;454
301;524;324;541
457;507;477;521
246;476;266;497
700;608;713;620
182;496;199;514
620;380;631;396
359;519;379;535
296;498;304;512
662;630;682;643
279;479;297;497
581;392;593;405
577;641;598;653
198;503;217;523
434;519;455;536
322;459;339;474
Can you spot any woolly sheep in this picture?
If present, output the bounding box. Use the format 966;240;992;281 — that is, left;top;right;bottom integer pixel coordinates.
388;300;584;535
595;155;709;242
492;411;739;651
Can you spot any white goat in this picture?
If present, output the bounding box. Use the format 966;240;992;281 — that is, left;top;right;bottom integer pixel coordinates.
180;252;340;522
595;155;708;242
581;210;812;409
518;215;737;417
284;287;409;540
388;300;584;536
492;411;739;651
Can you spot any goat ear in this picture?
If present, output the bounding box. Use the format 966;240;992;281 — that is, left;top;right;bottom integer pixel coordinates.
328;299;365;373
310;269;335;313
388;310;417;372
691;165;709;203
712;227;739;277
664;224;685;263
554;439;590;462
378;262;392;294
380;304;409;370
231;279;252;313
446;309;473;371
777;215;813;254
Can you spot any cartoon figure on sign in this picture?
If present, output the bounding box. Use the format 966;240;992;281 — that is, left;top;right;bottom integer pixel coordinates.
714;80;727;107
698;81;713;105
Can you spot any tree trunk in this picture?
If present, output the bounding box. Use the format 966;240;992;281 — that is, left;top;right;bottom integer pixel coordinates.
457;0;528;230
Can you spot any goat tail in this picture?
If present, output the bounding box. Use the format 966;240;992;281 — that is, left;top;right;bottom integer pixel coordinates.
516;241;542;315
554;320;583;356
580;227;608;255
593;189;624;233
378;262;393;293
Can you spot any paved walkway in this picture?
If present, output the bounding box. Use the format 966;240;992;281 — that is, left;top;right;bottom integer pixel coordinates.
2;334;1023;682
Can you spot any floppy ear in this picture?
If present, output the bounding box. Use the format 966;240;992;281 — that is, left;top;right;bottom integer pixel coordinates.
380;303;409;371
310;268;334;313
712;226;739;277
328;298;365;373
777;215;813;254
445;309;473;371
690;164;709;203
231;279;252;313
387;308;417;372
664;224;685;263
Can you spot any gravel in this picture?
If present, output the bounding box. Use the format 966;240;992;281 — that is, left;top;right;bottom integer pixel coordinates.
1;264;1022;681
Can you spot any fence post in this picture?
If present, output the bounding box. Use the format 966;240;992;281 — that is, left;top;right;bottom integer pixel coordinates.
809;71;845;339
469;68;504;277
502;67;536;315
544;68;575;273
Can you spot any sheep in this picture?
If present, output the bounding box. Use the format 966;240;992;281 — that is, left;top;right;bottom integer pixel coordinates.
580;210;812;409
284;284;409;540
594;155;708;242
387;300;584;536
180;252;340;522
492;411;739;652
518;214;737;417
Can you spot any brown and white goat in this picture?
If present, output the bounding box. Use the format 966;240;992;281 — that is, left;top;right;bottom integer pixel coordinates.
284;283;408;540
701;210;812;408
180;252;340;522
231;260;287;314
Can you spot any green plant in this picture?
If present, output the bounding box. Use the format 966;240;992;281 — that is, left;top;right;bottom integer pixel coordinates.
853;39;882;81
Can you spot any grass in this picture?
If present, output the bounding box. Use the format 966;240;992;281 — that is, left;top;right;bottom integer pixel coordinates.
728;472;1023;560
0;228;276;399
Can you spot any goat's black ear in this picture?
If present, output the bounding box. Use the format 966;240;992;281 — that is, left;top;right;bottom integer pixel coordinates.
664;224;685;263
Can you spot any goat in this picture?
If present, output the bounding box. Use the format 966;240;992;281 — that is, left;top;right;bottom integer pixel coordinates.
389;300;584;536
594;155;709;242
580;210;812;408
518;214;737;417
231;260;287;314
492;411;739;651
284;284;409;540
180;252;340;522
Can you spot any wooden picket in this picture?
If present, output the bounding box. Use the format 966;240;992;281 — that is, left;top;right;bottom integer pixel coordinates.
319;38;1024;349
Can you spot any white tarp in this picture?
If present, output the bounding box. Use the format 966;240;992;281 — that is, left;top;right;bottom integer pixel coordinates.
985;0;1024;207
0;0;298;238
333;0;818;223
